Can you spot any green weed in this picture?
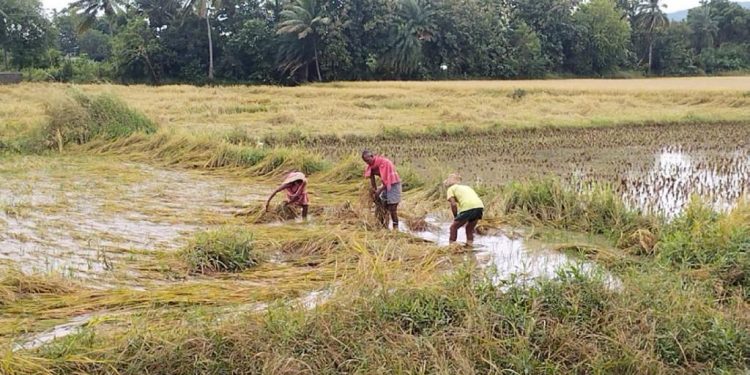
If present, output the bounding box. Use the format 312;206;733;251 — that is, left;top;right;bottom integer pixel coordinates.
181;228;264;273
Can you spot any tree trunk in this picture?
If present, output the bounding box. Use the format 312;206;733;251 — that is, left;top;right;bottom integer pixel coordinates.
314;41;322;82
648;40;653;75
140;47;159;84
206;11;214;81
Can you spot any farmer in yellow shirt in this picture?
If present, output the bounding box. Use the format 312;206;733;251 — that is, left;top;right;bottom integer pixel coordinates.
444;174;484;246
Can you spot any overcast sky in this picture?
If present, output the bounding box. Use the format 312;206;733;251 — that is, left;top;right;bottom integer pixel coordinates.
40;0;710;13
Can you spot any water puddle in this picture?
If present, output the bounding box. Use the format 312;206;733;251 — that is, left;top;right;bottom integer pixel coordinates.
620;147;749;217
12;314;94;351
404;216;620;288
0;159;268;285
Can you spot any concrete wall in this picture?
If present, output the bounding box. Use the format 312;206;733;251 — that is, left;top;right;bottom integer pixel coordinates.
0;72;22;84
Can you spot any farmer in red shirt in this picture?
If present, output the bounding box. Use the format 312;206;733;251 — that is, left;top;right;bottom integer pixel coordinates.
265;172;309;219
362;150;401;230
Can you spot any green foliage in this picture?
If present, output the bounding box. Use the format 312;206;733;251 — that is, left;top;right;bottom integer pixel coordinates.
9;0;750;81
0;0;53;69
276;0;331;81
656;199;749;298
572;0;632;75
380;0;435;76
181;227;263;273
502;179;658;251
21;264;750;373
375;287;467;334
31;91;156;152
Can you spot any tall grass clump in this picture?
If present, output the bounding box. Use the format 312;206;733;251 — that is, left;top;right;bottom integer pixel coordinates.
501;179;659;251
656;199;749;298
181;227;264;273
250;148;329;176
321;154;362;183
27;91;157;153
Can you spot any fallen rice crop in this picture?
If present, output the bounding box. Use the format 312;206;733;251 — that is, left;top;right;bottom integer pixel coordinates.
1;81;749;374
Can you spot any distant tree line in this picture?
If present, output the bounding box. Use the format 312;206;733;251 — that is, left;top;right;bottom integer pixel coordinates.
1;0;749;84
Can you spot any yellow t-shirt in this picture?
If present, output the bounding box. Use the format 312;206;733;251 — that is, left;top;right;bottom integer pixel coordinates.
446;184;484;213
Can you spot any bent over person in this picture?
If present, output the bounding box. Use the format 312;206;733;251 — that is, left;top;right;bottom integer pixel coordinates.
362;150;401;229
265;171;309;219
444;174;484;246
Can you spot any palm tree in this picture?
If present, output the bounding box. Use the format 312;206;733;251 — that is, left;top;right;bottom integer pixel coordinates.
635;0;668;74
276;0;330;81
688;0;718;53
183;0;221;81
381;0;434;75
66;0;126;34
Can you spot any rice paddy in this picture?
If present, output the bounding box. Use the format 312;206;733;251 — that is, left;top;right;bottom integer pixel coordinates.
0;80;749;373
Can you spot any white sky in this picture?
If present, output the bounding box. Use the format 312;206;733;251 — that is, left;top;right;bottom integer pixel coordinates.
40;0;710;13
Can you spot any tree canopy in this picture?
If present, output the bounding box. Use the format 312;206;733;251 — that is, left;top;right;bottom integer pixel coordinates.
3;0;750;83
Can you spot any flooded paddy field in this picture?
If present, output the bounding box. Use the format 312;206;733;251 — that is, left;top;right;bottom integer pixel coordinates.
1;88;749;373
304;122;750;216
0;152;633;354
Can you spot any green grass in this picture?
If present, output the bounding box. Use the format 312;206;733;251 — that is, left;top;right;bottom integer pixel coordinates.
181;228;265;274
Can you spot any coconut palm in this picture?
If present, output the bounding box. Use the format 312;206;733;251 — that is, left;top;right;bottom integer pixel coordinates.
67;0;127;34
276;0;330;81
182;0;221;81
635;0;668;74
688;1;718;53
381;0;435;75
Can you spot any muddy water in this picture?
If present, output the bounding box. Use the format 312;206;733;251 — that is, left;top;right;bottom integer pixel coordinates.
12;314;94;351
619;147;749;217
0;158;266;285
404;216;620;288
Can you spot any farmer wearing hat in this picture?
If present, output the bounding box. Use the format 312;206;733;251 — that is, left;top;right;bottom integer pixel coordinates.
265;171;309;219
443;173;484;246
362;150;401;230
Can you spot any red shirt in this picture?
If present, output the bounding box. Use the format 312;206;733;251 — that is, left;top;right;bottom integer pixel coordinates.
364;156;401;191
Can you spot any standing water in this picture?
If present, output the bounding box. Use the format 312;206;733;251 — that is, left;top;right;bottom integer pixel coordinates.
404;215;620;288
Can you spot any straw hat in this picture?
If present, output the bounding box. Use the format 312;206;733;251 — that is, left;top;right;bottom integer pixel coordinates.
443;173;462;187
283;171;307;185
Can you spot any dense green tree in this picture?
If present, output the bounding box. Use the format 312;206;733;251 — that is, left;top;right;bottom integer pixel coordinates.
78;29;112;61
380;0;434;75
54;12;80;56
707;0;750;45
276;0;331;81
651;22;697;75
572;0;631;75
687;1;718;53
511;0;578;72
221;18;275;81
426;0;512;78
0;0;53;68
111;17;164;82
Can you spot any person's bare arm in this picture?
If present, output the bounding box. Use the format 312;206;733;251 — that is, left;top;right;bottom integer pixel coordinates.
369;175;379;200
449;197;458;218
265;184;287;211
